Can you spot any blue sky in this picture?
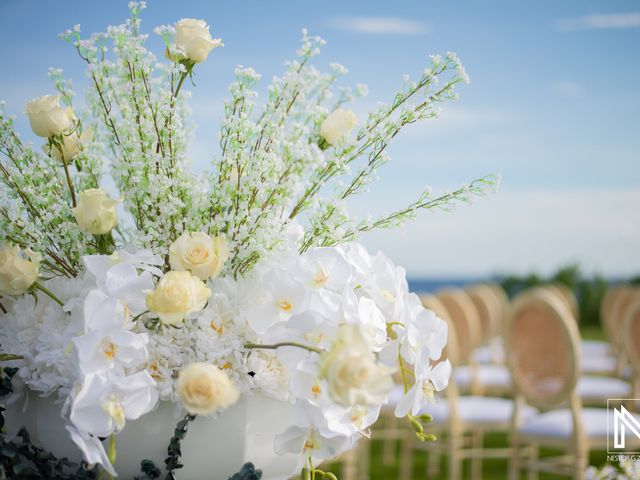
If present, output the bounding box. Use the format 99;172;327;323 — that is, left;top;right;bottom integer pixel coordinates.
1;0;639;277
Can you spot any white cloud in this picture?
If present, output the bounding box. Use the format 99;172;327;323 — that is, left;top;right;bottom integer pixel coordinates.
555;12;640;31
329;16;427;35
350;188;640;278
552;81;584;98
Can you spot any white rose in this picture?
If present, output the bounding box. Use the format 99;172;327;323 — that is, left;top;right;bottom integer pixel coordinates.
146;271;212;325
318;324;394;406
320;109;358;145
174;19;223;63
169;232;229;280
176;362;239;415
72;189;119;235
0;245;41;296
26;94;75;138
44;128;92;162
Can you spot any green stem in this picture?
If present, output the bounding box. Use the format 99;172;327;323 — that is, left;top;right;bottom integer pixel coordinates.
244;342;323;355
33;282;64;307
107;434;116;480
52;139;77;208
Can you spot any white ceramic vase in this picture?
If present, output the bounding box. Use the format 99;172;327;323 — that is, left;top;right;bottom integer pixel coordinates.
6;392;299;480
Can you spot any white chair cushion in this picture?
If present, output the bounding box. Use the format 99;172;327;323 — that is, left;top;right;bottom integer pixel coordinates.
578;375;631;401
581;340;610;357
422;396;536;426
519;408;640;440
455;364;511;389
581;355;617;374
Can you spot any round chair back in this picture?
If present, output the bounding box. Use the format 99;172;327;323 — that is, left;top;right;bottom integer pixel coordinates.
607;287;640;349
600;286;624;343
436;289;481;365
420;293;459;366
550;283;579;322
466;284;502;344
505;289;581;409
623;298;640;377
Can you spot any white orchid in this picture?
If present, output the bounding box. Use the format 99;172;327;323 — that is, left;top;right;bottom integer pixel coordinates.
73;329;149;375
69;371;158;437
395;347;452;418
275;400;355;467
66;425;116;477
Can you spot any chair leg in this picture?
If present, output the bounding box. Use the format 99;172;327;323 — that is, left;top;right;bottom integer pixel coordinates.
508;444;520;480
382;415;396;466
574;452;587;480
448;430;462;480
427;446;440;476
470;430;483;479
527;443;538;480
399;430;413;480
358;438;370;480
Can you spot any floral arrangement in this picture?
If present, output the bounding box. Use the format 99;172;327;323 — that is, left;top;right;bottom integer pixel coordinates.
0;2;496;478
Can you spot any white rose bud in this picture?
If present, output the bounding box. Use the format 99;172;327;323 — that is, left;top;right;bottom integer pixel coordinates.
146;271;212;325
169;232;229;280
26;94;75;138
320;108;358;146
72;189;119;235
176;362;239;415
44;128;92;162
318;324;394;407
174;19;223;63
0;245;41;296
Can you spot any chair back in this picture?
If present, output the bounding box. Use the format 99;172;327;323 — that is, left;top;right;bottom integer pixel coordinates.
505;289;581;409
600;285;625;344
623;298;640;380
435;289;481;365
610;287;640;348
466;284;502;344
550;283;579;322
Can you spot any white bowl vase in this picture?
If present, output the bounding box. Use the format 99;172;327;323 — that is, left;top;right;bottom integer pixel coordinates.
7;392;299;480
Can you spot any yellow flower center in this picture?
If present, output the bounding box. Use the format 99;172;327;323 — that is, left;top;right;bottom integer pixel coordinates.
381;289;396;303
277;299;293;312
102;339;117;360
311;383;322;398
422;380;435;402
102;394;125;431
312;267;329;288
210;320;223;335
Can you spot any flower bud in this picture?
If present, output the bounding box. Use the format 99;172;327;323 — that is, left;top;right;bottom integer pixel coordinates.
169;232;229;280
146;271;212;325
0;245;41;296
174;19;222;63
320;109;358;146
72;189;119;235
26;94;75;138
176;362;239;415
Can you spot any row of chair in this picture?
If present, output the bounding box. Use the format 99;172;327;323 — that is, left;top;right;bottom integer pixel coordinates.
352;282;640;480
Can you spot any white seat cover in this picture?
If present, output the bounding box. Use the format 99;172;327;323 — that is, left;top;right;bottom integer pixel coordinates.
455;364;511;388
519;408;640;440
581;340;610;357
581;355;617;374
578;375;631;400
422;396;536;425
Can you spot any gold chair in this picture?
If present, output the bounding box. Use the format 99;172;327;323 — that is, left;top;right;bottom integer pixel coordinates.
506;289;640;479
